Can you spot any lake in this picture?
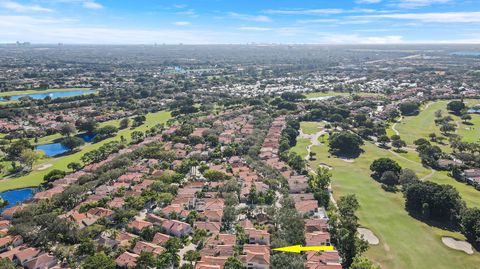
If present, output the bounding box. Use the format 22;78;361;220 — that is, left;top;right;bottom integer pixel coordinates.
35;143;70;157
1;89;94;101
0;188;36;212
35;133;95;157
80;133;96;142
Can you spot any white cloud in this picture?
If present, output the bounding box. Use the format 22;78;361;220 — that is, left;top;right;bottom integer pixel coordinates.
0;15;227;44
174;21;190;26
173;4;187;9
237;26;272;31
297;19;339;24
393;0;451;8
0;1;52;12
82;1;103;10
358;12;480;23
227;12;271;22
264;8;344;15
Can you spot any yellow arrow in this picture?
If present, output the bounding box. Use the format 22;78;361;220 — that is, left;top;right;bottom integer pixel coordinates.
273;245;334;253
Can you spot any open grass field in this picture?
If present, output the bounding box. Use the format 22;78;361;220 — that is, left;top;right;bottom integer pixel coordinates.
291;122;480;269
392;100;480;146
309;142;480;269
290;138;310;158
0;111;171;192
0;88;91;97
300;121;323;135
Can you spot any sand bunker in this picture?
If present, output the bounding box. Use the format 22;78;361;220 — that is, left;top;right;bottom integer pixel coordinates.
441;237;473;254
357;228;379;245
339;158;354;163
36;164;52;171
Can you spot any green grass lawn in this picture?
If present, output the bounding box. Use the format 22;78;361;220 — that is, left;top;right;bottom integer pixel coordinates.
299;141;480;269
290;138;310;158
457;112;480;143
0;88;91;97
0;111;171;192
392;99;480;147
300;121;323;135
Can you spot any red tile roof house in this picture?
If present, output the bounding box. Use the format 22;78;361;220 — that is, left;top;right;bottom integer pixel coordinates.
200;233;237;257
196;198;225;212
195;255;228;269
305;251;342;269
116;231;138;247
152;232;171;246
132;241;165;255
305;232;331;246
0;220;11;230
239;244;270;269
200;210;223;222
0;236;13;253
0;235;23;253
108;197;125;209
245;228;270;245
161;219;192;237
2;205;26;220
288;175;309;194
204;234;236;246
23;253;57;269
194;221;221;234
118;172;144;183
116;251;139;268
305;218;329;233
127;219;153;233
13;247;41;266
87;207;114;220
160;204;190;219
60;211;98;229
200;244;234;257
295;200;319;216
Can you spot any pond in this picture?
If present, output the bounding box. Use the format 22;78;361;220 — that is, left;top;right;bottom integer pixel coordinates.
35;132;95;157
1;89;94;101
79;133;96;143
0;188;36;212
35;143;70;157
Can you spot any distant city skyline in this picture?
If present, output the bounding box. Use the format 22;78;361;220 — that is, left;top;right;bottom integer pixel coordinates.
1;0;480;44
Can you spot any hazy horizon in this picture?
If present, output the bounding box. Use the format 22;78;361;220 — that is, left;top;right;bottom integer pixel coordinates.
1;0;480;44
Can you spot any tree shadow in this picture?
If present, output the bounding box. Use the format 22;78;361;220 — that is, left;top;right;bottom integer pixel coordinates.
407;210;460;232
330;148;364;159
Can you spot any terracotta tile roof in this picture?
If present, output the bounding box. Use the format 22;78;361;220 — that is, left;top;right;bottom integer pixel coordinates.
152;233;171;245
24;253;57;269
204;234;236;246
127;219;153;231
14;247;40;264
305;218;329;233
194;221;221;234
295;200;318;214
196;255;228;269
87;207;114;218
305;232;331;246
132;241;165;255
115;252;139;268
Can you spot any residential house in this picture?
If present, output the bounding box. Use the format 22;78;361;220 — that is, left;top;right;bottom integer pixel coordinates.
116;252;139;268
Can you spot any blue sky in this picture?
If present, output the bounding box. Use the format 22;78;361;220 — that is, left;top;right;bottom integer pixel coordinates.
1;0;480;44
